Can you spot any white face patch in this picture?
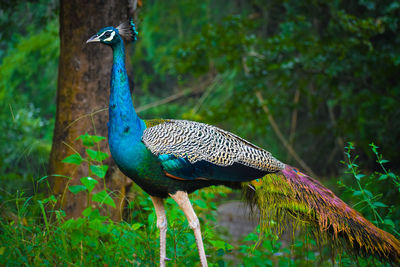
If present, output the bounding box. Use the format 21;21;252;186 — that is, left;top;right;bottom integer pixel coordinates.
104;31;115;42
99;30;115;42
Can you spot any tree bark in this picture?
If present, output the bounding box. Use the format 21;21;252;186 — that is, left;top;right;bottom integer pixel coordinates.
49;0;135;220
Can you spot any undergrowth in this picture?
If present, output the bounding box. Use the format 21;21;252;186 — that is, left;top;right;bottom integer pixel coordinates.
338;142;400;240
0;137;398;266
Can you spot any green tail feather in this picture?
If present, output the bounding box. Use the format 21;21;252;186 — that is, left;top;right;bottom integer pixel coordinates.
242;165;400;263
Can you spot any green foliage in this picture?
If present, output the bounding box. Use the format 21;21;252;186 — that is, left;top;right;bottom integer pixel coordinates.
0;188;235;266
134;0;400;175
0;134;234;266
90;165;108;179
80;177;98;193
0;13;59;199
338;142;400;239
63;133;115;209
76;133;106;147
0;108;52;198
0;19;59;114
2;135;396;266
62;153;83;165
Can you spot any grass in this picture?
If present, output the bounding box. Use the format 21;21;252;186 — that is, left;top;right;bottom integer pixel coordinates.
0;138;398;266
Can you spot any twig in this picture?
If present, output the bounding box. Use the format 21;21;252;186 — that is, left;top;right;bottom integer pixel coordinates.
248;51;265;60
327;104;345;165
62;141;81;156
287;88;300;161
136;88;192;113
64;108;108;131
241;56;316;176
255;91;317;178
9;104;15;122
192;75;223;114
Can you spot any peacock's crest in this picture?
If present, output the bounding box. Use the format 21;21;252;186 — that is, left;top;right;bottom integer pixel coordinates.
117;18;138;42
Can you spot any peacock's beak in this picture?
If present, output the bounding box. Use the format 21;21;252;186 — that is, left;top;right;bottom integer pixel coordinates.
86;34;100;43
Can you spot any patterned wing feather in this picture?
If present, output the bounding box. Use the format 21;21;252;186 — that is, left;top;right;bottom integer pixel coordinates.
142;120;285;173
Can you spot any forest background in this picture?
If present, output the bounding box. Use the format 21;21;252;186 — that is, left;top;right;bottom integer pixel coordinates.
1;0;399;266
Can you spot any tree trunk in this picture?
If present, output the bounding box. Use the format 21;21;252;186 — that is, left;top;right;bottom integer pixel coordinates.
49;0;135;220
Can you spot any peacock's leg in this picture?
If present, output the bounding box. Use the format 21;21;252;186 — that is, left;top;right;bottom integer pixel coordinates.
169;191;208;267
150;196;168;267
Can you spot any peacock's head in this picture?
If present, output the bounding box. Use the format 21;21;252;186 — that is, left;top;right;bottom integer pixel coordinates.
86;19;138;46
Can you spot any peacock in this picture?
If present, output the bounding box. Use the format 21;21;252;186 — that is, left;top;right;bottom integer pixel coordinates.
86;20;400;266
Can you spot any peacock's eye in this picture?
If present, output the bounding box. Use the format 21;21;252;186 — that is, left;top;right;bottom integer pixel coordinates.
104;31;111;38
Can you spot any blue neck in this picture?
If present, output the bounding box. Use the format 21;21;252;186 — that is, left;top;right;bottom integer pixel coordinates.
108;40;144;141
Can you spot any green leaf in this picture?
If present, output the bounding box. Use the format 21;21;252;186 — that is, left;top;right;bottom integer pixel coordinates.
363;189;373;198
90;165;108;178
209;240;226;249
378;174;388;180
194;199;207;209
62;153;83;165
384;219;395;228
131;223;143;230
86;149;109;162
352;191;362;196
76;133;106;147
80;176;98;192
369;142;378;150
82;207;92;217
209;240;233;250
68;185;86;194
380;159;389;164
373;202;388;208
355;174;365;181
82;207;102;220
92;190;116;208
307;251;316;260
42;194;56;204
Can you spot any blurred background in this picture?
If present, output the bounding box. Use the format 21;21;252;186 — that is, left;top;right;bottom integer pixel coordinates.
0;0;399;266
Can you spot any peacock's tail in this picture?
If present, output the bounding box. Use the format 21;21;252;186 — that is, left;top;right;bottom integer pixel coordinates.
242;164;400;263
